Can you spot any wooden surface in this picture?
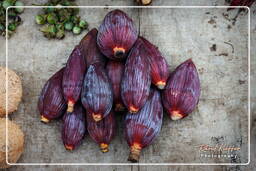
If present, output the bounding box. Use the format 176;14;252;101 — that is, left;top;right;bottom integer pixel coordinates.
0;0;255;170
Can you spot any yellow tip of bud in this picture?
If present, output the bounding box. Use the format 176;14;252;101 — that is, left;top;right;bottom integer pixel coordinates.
65;144;74;151
129;106;139;113
67;101;74;113
92;113;102;122
171;111;183;120
156;81;166;89
41;115;50;123
100;143;109;153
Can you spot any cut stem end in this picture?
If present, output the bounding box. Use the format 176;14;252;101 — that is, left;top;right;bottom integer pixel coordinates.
67;101;74;113
156;81;166;90
128;143;142;163
170;111;184;120
40;115;50;123
129;106;139;113
113;47;125;58
92;113;103;122
65;144;74;151
100;143;109;153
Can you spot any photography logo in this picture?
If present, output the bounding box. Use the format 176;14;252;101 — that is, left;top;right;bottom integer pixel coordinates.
196;144;241;159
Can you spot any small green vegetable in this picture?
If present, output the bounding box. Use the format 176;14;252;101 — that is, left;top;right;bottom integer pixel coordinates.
72;26;81;34
8;11;17;17
8;23;16;31
64;22;73;31
71;15;80;24
47;13;58;24
56;29;65;39
56;23;64;31
57;8;71;23
2;0;13;10
40;24;57;38
79;20;88;29
35;15;45;25
48;24;57;34
15;1;24;13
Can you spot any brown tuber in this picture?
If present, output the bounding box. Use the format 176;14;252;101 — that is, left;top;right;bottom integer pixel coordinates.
0;67;22;117
0;118;24;169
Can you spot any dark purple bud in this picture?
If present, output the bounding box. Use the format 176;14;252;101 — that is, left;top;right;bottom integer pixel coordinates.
125;88;163;162
106;61;125;111
62;45;86;113
38;67;66;123
121;38;151;113
97;10;138;60
81;62;113;122
162;59;200;120
62;103;86;151
87;110;116;152
79;28;106;67
140;36;170;89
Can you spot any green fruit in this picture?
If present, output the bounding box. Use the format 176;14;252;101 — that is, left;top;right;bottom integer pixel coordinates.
2;0;13;9
56;23;64;31
72;26;81;34
79;20;88;29
47;13;58;24
48;24;57;34
71;16;80;24
58;9;71;22
40;24;57;38
35;15;45;25
64;22;73;31
8;23;16;31
56;29;65;39
15;1;24;13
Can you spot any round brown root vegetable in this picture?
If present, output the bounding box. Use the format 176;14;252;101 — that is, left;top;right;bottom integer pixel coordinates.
0;67;22;117
0;118;24;169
